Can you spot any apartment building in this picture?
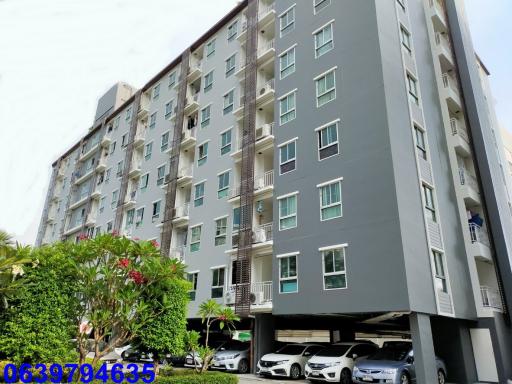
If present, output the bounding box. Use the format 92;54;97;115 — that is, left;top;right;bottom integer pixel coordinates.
36;0;512;382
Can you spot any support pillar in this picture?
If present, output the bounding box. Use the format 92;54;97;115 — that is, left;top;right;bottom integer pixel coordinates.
252;314;275;373
409;312;437;384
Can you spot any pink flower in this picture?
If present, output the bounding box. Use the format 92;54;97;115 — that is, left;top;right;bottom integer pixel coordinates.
133;237;140;241
150;240;159;248
78;233;89;241
111;230;119;237
128;270;146;285
117;258;130;269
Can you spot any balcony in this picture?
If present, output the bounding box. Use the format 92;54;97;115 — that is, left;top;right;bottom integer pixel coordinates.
128;162;142;179
57;166;66;179
86;212;97;226
480;286;503;312
172;203;190;227
428;0;447;30
170;245;186;261
442;73;462;112
177;165;193;186
450;118;471;157
79;143;99;162
469;223;492;262
96;156;108;172
187;60;202;82
90;186;102;200
232;122;275;160
69;195;88;210
181;126;197;150
253;222;273;244
100;134;112;148
226;281;273;312
74;168;94;186
236;19;248;42
259;3;275;26
459;168;481;206
64;222;83;236
125;190;137;209
228;171;274;203
184;93;200;115
134;125;147;148
258;39;275;63
229;223;273;257
137;99;150;119
234;79;275;118
435;32;454;69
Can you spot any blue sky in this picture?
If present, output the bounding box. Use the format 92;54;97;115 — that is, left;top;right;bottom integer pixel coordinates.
0;0;510;244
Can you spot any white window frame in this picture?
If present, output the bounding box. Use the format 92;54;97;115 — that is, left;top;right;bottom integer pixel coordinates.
144;141;153;161
214;216;228;246
279;44;297;80
206;39;216;58
227;20;238;42
278;137;298;175
161;131;170;152
204;70;214;92
278;191;299;231
223;89;235;115
313;20;334;58
315;67;337;108
277;252;299;294
112;190;119;208
140;173;150;190
152;83;160;100
149;112;157;129
217;169;230;199
156;164;166;186
320;244;348;290
200;104;211;128
225;53;236;77
164;99;174;119
407;73;419;104
194;181;206;207
152;199;161;221
197;141;209;166
317;177;343;221
190;224;202;252
316;119;340;161
220;128;232;155
135;206;145;227
187;271;199;300
279;4;296;37
211;267;225;298
279;89;297;126
400;25;412;54
168;71;177;88
314;0;331;14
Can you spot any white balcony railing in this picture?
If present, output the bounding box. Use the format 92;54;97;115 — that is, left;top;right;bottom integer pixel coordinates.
188;60;202;74
170;245;186;261
237;122;274;149
254;170;274;191
450;118;470;144
459;168;479;191
469;223;490;247
259;39;275;55
174;203;190;219
480;286;503;311
259;3;275;19
435;32;451;50
442;73;458;92
182;126;197;142
227;281;273;305
253;222;273;243
177;166;192;179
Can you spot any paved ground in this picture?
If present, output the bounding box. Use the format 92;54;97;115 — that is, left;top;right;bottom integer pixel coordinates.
237;374;309;383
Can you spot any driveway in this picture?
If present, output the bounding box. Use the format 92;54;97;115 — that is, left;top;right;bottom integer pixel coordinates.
238;374;309;383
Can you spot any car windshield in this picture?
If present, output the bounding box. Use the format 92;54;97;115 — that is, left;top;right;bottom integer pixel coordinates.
369;345;411;361
210;341;225;350
315;345;351;357
276;345;307;355
222;342;248;351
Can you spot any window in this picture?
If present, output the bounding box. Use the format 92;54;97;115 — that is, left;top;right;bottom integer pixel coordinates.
111;190;119;209
225;54;236;77
206;39;216;58
149;112;157;129
217;171;230;199
314;0;331;13
314;22;334;58
144;142;153;161
157;165;166;186
322;246;347;289
190;225;202;252
279;254;298;293
400;25;411;53
279;46;296;79
152;200;161;220
135;207;144;227
125;106;132;121
279;194;297;230
280;6;295;37
233;207;240;232
215;217;228;246
109;141;116;154
316;69;336;107
220;129;232;155
201;105;211;128
204;71;214;92
99;197;106;213
140;173;149;190
319;179;342;220
211;268;225;298
165;100;174;119
161;132;169;152
194;182;205;207
116;161;123;177
113;116;120;130
121;134;127;148
168;71;177;88
279;140;296;174
422;185;436;222
126;209;135;227
279;91;296;125
107;221;113;233
227;21;238;41
317;121;339;160
187;272;198;300
198;142;208;166
105;168;111;183
152;83;160;100
223;90;235;115
407;74;419;104
414;126;427;160
433;251;447;293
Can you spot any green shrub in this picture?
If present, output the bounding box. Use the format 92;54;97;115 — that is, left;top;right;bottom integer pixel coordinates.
156;371;238;384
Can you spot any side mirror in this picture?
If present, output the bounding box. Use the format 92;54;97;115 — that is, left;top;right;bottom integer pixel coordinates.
406;356;414;364
352;354;358;360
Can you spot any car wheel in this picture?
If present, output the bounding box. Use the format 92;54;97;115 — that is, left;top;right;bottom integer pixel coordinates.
438;369;446;384
290;363;301;380
340;368;352;384
400;372;410;384
238;359;249;374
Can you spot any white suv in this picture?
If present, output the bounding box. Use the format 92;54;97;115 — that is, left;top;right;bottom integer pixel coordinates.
305;342;378;383
257;343;325;379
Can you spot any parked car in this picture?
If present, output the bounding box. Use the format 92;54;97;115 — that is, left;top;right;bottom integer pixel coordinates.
305;342;379;383
257;343;325;379
352;341;447;384
211;340;250;374
121;347;153;363
184;340;229;368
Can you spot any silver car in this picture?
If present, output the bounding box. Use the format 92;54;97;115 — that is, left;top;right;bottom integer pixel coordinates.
211;340;250;373
352;341;447;384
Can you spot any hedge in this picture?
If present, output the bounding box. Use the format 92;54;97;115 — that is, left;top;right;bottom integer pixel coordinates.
156;371;238;384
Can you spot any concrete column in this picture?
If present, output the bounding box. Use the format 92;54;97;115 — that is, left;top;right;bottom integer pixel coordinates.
410;313;438;384
252;314;275;373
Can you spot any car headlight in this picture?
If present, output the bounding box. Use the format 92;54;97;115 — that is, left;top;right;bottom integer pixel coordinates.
353;366;359;373
382;368;397;374
225;353;240;360
325;361;342;367
275;360;289;365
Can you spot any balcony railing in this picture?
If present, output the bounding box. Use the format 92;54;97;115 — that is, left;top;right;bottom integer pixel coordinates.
253;222;273;243
459;168;479;191
259;39;275;54
170;245;186;261
227;281;273;305
177;166;192;179
450;118;469;144
173;203;190;219
469;223;490;247
254;170;274;191
442;73;458;93
259;3;275;19
182;126;197;142
188;60;202;74
435;32;451;50
480;286;503;310
237;122;274;149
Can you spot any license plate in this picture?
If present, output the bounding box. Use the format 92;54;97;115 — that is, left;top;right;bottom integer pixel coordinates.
363;376;373;382
311;372;320;376
186;358;193;364
214;362;220;367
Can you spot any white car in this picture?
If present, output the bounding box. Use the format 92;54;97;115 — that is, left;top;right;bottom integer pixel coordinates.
184;340;227;368
211;340;250;373
305;342;378;383
257;343;325;379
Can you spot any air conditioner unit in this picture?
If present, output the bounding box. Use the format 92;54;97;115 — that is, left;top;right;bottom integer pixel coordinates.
225;291;235;305
251;292;263;305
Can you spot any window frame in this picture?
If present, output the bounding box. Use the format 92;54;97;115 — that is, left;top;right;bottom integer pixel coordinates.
316;119;340;161
214;216;228;246
140;173;150;190
279;89;297;126
314;0;331;14
211;267;225;298
407;73;419;104
400;25;412;54
318;178;343;221
278;192;298;231
313;21;334;58
206;39;216;58
156;164;166;186
152;83;160;100
194;181;206;207
164;100;174;119
161;131;170;152
278;138;297;175
279;45;297;80
197;141;209;166
217;170;230;199
135;207;144;227
144;141;153;161
149;112;157;129
433;250;447;293
315;67;337;108
414;125;427;160
225;54;236;77
320;244;348;290
278;252;299;293
204;70;214;93
168;71;177;88
223;89;235;115
190;224;202;252
279;4;296;37
422;184;437;222
187;272;199;301
152;199;161;221
220;128;232;155
200;105;211;128
227;20;238;42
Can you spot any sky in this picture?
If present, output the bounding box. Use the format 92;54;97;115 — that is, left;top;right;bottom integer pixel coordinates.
0;0;510;245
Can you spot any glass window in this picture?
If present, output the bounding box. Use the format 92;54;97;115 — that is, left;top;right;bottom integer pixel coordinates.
204;71;214;92
280;6;295;37
280;47;296;79
144;142;153;160
314;0;331;13
198;142;208;166
415;126;427;160
279;92;296;125
201;105;211;128
225;54;236;77
423;185;436;222
218;171;230;199
111;190;118;209
165;100;174;119
194;182;205;207
279;141;296;174
116;160;124;177
206;39;216;58
188;273;198;301
149;112;157;129
157;165;166;186
233;207;240;232
152;200;161;219
99;197;106;213
322;247;346;289
221;129;232;155
223;90;235;115
109;141;116;155
125;106;132;121
433;251;447;293
227;21;238;41
319;181;342;220
215;217;228;246
279;195;297;230
168;71;176;88
121;134;127;148
211;268;225;298
318;122;339;160
140;173;149;190
152;83;160;100
126;208;135;227
161;132;169;152
316;70;336;107
400;26;411;53
190;225;202;252
407;74;419;104
113;116;120;130
279;255;298;293
135;207;144;227
314;23;334;58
